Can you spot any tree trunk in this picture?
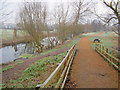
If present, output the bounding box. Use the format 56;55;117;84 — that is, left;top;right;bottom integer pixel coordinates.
118;23;120;59
14;28;17;38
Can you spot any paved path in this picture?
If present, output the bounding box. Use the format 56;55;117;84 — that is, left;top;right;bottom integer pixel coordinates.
70;33;118;88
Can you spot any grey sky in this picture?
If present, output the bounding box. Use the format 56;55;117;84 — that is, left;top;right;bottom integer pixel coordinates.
1;0;115;24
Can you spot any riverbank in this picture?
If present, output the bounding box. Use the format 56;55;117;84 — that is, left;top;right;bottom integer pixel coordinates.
0;36;33;48
2;36;79;88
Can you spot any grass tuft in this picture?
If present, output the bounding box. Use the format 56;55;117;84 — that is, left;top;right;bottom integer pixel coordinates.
19;54;34;59
2;60;24;72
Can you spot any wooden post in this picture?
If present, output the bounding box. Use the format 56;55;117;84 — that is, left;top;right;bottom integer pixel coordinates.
106;48;108;58
102;46;104;54
98;44;100;51
14;28;17;38
100;45;101;52
111;50;114;62
95;43;97;51
96;44;98;51
57;68;61;82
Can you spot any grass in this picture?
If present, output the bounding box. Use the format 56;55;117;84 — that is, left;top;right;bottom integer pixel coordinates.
3;52;67;88
2;66;14;72
0;29;25;40
19;54;34;59
2;60;24;72
80;32;100;38
89;31;117;49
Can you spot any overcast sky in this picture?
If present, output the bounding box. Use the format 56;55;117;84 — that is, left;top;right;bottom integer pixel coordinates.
1;0;115;24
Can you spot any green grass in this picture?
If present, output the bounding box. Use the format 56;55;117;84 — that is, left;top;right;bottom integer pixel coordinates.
0;29;25;40
2;66;14;72
3;52;67;88
89;32;117;49
2;60;24;72
15;60;24;65
19;54;35;59
80;32;100;37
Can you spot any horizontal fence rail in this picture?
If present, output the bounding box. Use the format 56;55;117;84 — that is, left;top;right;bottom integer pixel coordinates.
95;43;120;71
36;43;77;89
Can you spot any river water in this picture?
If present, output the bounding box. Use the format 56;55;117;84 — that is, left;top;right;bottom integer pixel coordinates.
0;43;34;64
1;37;61;64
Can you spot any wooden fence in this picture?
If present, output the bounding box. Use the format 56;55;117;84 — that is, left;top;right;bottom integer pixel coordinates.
36;43;77;89
95;43;120;71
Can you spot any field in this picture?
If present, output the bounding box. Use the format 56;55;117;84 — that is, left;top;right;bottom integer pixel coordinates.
0;29;25;40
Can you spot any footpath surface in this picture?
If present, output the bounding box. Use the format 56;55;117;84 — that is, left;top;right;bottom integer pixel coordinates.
69;33;118;88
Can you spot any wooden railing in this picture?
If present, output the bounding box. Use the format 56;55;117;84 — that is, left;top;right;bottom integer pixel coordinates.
36;43;77;89
95;43;120;71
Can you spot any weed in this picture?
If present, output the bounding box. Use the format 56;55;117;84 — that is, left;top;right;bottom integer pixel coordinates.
2;60;24;72
19;54;34;59
15;60;24;65
2;66;14;72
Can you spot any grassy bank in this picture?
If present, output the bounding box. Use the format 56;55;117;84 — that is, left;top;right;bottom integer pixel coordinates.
3;52;67;88
89;31;118;49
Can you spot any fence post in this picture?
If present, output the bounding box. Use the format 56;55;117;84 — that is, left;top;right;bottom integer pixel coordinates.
96;43;98;51
102;46;104;54
97;44;99;51
111;50;114;62
95;43;96;50
100;44;101;52
106;48;108;58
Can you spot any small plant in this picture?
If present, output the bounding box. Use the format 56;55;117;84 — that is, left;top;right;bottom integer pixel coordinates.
19;54;34;59
2;60;24;72
2;66;14;72
15;60;24;65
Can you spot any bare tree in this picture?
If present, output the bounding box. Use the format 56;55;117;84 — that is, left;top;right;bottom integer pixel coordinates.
71;0;91;24
103;0;120;35
69;0;91;36
0;0;12;24
52;1;90;43
19;2;48;53
53;3;70;43
94;0;120;51
94;0;120;34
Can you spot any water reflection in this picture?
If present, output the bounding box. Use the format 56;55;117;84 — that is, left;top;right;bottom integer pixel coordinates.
1;37;61;64
14;45;18;52
1;43;35;64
